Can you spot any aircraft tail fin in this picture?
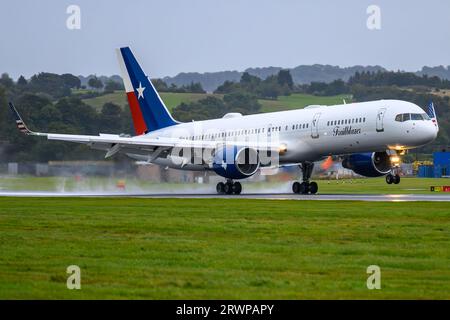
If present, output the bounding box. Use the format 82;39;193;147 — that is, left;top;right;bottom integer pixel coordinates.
116;47;178;135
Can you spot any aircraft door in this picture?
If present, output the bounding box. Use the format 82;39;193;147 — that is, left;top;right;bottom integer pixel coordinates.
311;113;321;139
376;108;386;132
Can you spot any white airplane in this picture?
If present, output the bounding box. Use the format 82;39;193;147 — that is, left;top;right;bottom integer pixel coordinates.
9;47;439;195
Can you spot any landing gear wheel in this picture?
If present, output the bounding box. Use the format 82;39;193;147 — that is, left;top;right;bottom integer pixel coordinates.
386;174;394;184
297;161;315;195
224;182;234;195
232;182;242;195
393;174;401;184
216;182;225;194
299;182;309;194
292;182;301;194
309;181;318;194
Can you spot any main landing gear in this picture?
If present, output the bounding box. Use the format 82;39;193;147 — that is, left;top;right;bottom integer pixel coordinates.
386;173;400;184
216;180;242;195
292;161;318;195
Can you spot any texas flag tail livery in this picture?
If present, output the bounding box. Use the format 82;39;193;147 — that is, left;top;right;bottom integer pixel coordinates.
117;47;178;135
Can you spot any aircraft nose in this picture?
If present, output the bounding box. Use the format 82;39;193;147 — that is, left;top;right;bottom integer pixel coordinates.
424;121;438;143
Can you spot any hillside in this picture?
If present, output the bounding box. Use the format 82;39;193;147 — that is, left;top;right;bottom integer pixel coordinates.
82;91;352;114
258;94;352;112
82;92;221;111
78;65;450;93
163;65;386;92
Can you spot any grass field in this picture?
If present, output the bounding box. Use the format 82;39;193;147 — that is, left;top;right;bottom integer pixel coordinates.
82;91;220;111
0;197;448;299
1;176;449;195
82;91;352;113
258;94;352;112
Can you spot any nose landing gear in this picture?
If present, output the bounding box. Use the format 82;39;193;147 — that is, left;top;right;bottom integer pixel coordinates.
216;180;242;195
292;162;318;194
386;150;403;185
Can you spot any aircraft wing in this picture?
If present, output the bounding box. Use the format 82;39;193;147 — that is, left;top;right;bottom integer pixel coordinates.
9;102;281;159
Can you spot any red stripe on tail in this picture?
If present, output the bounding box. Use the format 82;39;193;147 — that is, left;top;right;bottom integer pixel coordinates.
126;92;148;135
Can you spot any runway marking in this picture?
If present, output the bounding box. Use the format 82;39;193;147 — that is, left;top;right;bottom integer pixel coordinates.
1;191;450;202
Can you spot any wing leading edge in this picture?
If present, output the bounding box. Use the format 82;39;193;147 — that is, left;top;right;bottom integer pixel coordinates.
8;102;280;161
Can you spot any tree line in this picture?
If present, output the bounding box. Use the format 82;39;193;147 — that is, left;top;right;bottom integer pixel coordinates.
0;73;133;162
1;67;449;162
172;69;450;150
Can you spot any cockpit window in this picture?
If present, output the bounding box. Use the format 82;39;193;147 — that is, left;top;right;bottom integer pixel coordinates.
395;113;429;122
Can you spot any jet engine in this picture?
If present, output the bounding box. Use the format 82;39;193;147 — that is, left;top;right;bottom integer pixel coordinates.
342;151;392;177
212;146;260;179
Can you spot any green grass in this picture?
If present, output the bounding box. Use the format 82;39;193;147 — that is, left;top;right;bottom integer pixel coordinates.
1;176;449;195
82;91;220;111
313;177;450;194
258;94;352;112
82;91;351;113
82;91;126;110
0;197;448;299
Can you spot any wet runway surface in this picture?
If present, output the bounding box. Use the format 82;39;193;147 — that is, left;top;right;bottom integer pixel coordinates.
1;191;450;201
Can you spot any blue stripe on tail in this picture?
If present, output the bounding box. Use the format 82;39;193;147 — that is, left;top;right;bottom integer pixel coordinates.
120;47;178;131
427;101;435;118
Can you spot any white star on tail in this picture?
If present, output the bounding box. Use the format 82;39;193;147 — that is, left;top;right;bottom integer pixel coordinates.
136;82;146;99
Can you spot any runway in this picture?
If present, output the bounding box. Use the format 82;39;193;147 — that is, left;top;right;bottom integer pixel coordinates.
1;191;450;201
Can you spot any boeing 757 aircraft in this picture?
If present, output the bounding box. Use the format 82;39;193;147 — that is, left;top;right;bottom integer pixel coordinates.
9;47;439;195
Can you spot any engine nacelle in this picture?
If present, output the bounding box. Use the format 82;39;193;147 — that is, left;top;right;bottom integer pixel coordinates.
212;146;260;179
342;152;392;177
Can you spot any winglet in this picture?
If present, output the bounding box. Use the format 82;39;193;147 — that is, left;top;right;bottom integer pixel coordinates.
427;101;439;131
8;102;34;135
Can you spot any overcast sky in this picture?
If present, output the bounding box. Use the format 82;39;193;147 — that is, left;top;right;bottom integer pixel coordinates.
1;0;449;79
